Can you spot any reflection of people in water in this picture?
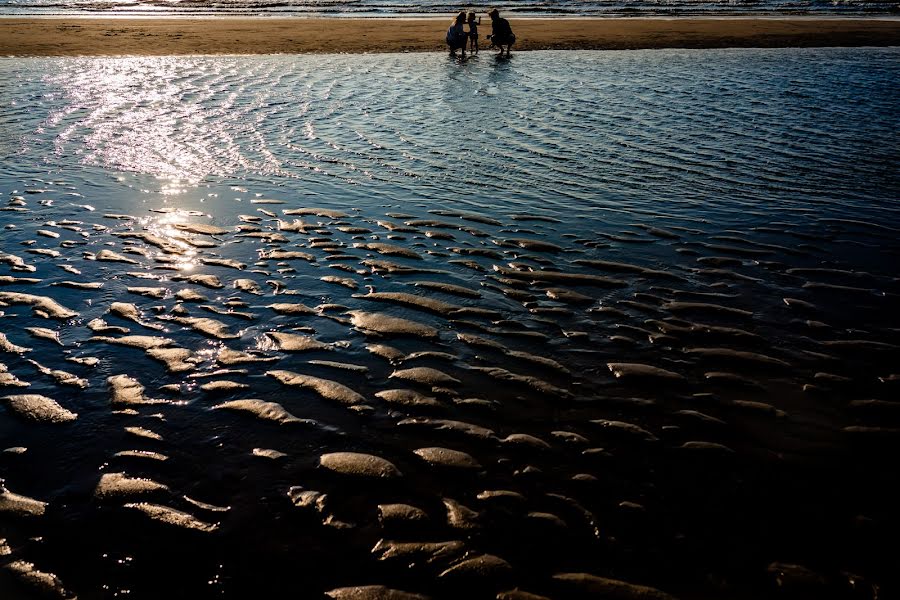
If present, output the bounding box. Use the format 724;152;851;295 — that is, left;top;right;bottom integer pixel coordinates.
446;11;468;58
487;8;515;57
467;12;481;54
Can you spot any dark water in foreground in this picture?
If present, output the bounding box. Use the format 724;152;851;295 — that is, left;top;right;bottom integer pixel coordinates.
1;49;899;599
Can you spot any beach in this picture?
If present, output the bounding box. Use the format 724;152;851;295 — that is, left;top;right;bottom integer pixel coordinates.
1;17;899;55
2;22;899;600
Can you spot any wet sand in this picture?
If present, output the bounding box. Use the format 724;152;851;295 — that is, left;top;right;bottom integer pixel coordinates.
1;17;899;55
2;188;899;599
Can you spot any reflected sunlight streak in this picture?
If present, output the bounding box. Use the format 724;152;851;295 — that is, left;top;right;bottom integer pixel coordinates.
139;210;201;271
45;57;258;186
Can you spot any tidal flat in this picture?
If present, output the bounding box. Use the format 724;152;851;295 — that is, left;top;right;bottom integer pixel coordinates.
0;50;899;599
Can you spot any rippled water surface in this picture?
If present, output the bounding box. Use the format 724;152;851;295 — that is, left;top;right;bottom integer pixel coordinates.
2;0;899;17
1;49;899;600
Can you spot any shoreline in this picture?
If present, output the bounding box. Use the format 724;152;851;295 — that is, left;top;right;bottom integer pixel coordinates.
1;17;899;55
3;14;900;19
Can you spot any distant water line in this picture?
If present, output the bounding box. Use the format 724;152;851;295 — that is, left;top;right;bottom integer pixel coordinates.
1;0;899;17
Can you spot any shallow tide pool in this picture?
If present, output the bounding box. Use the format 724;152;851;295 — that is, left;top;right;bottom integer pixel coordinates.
1;49;899;599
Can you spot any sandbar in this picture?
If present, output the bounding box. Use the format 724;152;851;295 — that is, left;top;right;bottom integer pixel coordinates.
1;17;899;56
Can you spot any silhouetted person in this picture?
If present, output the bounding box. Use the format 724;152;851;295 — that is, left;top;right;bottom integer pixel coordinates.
447;11;468;58
487;8;515;57
467;12;481;54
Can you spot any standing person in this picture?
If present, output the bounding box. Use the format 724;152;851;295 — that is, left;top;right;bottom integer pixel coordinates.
487;8;515;57
467;12;481;54
446;11;468;58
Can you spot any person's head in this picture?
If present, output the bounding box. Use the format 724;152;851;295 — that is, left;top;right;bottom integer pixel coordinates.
467;11;476;23
455;11;466;24
488;8;499;20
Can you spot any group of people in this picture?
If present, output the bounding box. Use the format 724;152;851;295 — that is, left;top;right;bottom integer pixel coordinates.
447;8;515;58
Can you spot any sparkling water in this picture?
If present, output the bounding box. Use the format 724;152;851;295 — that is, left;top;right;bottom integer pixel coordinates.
0;0;898;17
0;49;898;599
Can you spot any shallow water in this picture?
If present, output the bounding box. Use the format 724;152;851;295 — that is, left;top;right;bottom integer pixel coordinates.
1;49;899;599
1;0;899;17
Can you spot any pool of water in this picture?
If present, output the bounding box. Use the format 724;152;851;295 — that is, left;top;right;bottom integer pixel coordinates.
1;49;898;600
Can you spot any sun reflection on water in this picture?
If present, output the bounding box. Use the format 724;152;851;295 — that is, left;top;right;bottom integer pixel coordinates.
136;208;207;271
47;57;260;186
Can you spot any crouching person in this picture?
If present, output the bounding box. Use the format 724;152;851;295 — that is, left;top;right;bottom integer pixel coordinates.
447;12;468;58
487;8;515;57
